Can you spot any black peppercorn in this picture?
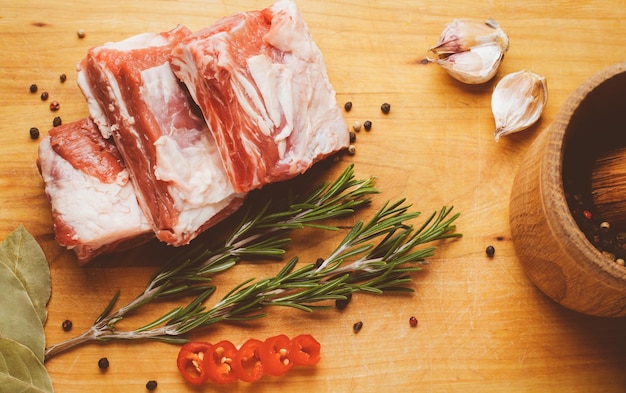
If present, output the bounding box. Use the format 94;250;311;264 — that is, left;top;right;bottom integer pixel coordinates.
98;357;110;370
40;91;49;101
486;245;495;257
335;293;352;310
353;320;363;333
146;380;158;390
53;116;62;127
344;101;352;111
363;120;372;131
61;319;73;332
60;73;67;83
29;84;38;93
349;131;356;143
29;127;40;140
381;102;391;114
50;101;60;111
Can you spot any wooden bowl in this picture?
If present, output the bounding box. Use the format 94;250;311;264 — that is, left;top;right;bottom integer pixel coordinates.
509;62;626;317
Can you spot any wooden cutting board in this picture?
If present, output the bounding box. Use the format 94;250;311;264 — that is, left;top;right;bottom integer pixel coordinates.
1;0;625;391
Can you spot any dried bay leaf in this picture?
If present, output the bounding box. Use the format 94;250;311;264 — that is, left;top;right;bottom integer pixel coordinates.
0;337;53;393
0;263;45;363
0;225;51;325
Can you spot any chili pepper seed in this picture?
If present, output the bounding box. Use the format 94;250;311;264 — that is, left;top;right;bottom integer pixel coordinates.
40;91;49;101
486;245;495;257
353;321;363;333
344;101;352;112
146;380;158;390
29;84;38;93
98;357;110;370
363;120;372;131
61;319;73;332
29;127;40;140
50;101;60;111
381;102;391;114
409;316;418;327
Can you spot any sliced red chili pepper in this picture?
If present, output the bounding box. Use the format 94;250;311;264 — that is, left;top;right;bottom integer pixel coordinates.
232;338;264;383
204;340;238;384
289;334;321;366
260;334;293;376
176;341;212;385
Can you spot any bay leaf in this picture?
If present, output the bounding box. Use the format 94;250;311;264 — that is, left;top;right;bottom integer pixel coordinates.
0;263;45;363
0;225;51;325
0;337;53;393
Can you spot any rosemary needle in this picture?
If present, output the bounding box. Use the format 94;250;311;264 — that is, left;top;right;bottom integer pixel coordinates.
44;165;461;361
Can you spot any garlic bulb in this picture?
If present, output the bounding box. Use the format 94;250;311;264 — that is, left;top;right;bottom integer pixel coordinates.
491;70;548;141
430;19;509;84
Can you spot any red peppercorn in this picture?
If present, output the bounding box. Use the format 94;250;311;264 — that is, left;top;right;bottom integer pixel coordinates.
583;210;592;219
49;101;60;111
409;316;418;327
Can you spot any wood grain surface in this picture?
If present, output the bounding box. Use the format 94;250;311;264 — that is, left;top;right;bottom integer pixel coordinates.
1;0;625;392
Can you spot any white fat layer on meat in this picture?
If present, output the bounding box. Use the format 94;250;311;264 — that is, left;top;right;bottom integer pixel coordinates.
99;32;170;51
141;63;242;238
76;67;113;138
38;136;151;250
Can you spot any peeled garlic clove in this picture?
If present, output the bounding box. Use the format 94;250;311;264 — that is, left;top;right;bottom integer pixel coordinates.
430;19;509;56
434;43;505;84
492;70;548;141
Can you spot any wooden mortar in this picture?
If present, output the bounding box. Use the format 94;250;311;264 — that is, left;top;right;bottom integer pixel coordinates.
509;62;626;317
592;146;626;229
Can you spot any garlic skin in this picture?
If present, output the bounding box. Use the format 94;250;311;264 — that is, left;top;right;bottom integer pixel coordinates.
430;19;509;84
491;70;548;141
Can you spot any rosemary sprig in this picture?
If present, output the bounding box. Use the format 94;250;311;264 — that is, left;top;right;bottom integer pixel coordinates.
44;165;461;361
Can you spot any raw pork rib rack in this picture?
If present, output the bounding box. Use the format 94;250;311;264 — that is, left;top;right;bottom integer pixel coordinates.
38;0;349;264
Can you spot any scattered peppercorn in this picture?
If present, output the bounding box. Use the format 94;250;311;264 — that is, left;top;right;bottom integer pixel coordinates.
40;91;49;101
49;101;60;111
98;357;110;370
344;101;352;111
349;131;356;143
335;293;352;310
314;258;324;268
61;319;73;332
583;210;592;219
77;29;86;39
353;321;363;333
29;127;40;140
486;245;495;257
409;316;418;327
347;145;356;155
29;84;38;93
352;121;362;132
60;73;67;83
381;102;391;114
146;380;158;390
600;221;610;231
53;116;62;127
363;120;372;131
